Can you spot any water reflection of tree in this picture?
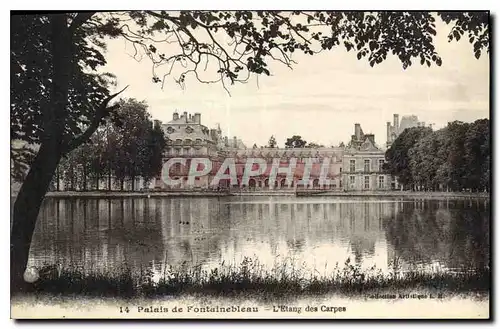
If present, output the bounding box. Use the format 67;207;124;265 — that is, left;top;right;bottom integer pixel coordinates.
382;199;490;270
30;198;166;273
447;200;490;269
31;197;488;277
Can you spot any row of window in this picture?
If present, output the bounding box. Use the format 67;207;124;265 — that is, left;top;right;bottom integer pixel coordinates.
166;148;206;156
168;138;204;144
349;159;385;172
349;175;385;189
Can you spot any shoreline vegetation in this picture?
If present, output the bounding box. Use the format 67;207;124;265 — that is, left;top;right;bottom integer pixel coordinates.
36;190;491;199
16;258;490;300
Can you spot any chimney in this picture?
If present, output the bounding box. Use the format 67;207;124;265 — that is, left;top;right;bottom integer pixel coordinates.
173;112;179;120
233;136;238;148
354;123;361;140
393;114;399;131
183;111;188;122
194;113;201;124
366;134;375;144
224;136;228;146
386;122;391;142
189;114;192;121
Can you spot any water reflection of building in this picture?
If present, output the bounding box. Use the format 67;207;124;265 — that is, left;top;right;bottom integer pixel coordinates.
28;198;228;275
30;197;489;278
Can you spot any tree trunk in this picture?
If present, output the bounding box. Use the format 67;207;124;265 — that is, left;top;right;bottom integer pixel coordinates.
70;166;75;190
56;167;60;191
108;163;112;191
11;141;62;292
83;167;87;191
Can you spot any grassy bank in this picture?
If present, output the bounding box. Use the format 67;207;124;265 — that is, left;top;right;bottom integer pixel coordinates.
16;258;490;300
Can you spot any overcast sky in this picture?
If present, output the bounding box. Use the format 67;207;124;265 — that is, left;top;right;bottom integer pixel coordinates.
103;15;489;148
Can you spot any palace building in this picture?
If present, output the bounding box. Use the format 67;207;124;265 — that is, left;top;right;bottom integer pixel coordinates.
386;113;426;148
342;124;392;191
155;111;394;191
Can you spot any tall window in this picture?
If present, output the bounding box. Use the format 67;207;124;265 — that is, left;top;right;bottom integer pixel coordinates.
379;159;385;172
349;176;355;186
364;176;370;189
349;160;355;172
378;175;385;189
364;159;371;172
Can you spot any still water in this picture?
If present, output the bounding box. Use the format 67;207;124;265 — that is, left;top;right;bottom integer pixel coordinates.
28;196;490;278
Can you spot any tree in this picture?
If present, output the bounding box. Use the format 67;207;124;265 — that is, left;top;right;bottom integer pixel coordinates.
384;127;432;189
56;99;166;191
393;119;489;192
252;143;258;149
464;119;489;191
408;130;445;191
10;11;489;289
285;135;307;148
112;99;155;190
267;135;277;148
307;142;324;148
11;13;125;289
143;120;167;187
444;121;470;191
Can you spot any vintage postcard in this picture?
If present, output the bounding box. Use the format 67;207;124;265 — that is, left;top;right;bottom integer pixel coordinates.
10;10;490;319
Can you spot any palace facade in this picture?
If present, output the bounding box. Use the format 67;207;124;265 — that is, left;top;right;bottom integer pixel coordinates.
37;111;422;193
342;124;392;191
155;111;394;191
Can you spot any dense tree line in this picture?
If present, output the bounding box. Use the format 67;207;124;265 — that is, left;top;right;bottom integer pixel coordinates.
384;119;490;192
53;99;166;191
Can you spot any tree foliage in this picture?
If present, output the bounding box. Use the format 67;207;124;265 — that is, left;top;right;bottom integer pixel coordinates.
385;119;490;191
56;99;166;190
307;142;324;148
99;11;488;89
285;135;307;148
11;13;119;150
267;135;277;148
384;127;433;188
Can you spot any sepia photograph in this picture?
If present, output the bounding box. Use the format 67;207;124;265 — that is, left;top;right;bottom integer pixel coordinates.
10;9;490;319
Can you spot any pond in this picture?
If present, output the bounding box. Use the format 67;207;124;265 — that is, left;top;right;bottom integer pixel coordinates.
27;196;490;279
